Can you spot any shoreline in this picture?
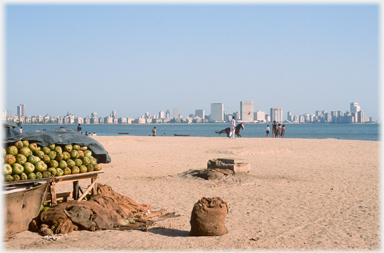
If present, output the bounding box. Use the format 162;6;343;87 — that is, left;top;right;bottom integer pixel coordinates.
9;122;380;126
4;136;380;250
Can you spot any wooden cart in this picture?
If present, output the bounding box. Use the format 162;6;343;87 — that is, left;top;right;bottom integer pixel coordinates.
4;171;104;206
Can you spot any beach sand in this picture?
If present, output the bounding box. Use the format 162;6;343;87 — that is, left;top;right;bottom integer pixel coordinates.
4;136;380;250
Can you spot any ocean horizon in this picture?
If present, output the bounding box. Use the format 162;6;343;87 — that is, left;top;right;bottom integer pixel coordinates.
16;123;380;141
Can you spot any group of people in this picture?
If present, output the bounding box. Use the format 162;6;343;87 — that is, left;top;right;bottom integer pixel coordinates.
84;132;96;136
266;121;285;138
77;124;96;136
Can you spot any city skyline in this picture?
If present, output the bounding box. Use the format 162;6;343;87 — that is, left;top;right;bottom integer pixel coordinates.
4;101;375;124
4;4;379;119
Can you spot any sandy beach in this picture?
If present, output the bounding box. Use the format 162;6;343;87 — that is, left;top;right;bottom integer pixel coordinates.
4;136;380;251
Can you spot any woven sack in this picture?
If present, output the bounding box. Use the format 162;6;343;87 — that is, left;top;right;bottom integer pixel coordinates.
190;197;229;236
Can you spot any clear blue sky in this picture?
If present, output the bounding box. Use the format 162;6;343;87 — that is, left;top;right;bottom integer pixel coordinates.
4;3;379;120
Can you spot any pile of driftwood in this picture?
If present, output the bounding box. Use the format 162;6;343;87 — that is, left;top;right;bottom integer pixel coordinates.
191;158;251;180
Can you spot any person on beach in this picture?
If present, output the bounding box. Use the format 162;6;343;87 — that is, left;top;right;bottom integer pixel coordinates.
277;124;282;137
272;121;277;138
266;125;270;137
229;116;236;138
77;124;82;133
281;125;285;138
92;132;97;136
19;127;22;133
152;127;157;136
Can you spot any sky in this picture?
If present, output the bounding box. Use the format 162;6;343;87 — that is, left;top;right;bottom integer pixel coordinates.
3;1;380;120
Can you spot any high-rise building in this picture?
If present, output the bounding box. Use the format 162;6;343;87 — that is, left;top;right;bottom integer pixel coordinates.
324;113;332;123
233;111;240;120
195;109;205;119
166;110;170;118
255;110;265;121
173;108;179;118
240;101;254;122
287;111;292;121
159;111;165;119
357;111;365;123
17;104;26;116
211;103;224;122
270;108;283;123
350;102;360;113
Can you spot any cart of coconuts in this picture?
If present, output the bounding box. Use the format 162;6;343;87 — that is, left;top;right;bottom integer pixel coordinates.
3;124;111;239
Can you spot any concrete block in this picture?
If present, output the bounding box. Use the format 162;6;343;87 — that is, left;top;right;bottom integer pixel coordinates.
216;158;244;164
207;158;250;174
231;163;251;173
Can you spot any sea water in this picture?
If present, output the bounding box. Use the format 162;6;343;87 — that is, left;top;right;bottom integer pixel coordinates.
18;123;379;141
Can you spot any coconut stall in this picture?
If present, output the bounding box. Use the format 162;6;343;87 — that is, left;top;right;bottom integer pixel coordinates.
3;123;176;241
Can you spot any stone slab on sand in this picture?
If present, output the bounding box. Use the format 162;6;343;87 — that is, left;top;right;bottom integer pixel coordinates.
208;158;251;173
4;136;380;251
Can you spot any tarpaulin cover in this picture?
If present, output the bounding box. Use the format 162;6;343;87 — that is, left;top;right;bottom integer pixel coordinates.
3;125;111;163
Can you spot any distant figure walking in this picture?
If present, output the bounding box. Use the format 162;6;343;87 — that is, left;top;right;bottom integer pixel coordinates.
229;116;236;139
77;124;82;133
272;121;277;138
152;127;157;136
19;127;22;133
281;125;285;138
266;125;270;137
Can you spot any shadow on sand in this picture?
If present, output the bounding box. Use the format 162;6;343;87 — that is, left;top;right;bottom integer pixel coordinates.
148;227;190;237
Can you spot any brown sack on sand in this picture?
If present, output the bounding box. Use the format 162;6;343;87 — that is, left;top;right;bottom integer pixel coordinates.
190;197;229;236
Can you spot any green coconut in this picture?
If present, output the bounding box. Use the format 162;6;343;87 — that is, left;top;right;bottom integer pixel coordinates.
35;172;43;179
64;144;73;152
93;164;102;171
35;161;47;173
29;143;39;152
16;154;27;165
49;160;58;168
19;147;32;157
14;140;24;149
63;167;72;175
7;146;18;156
42;147;51;155
5;154;16;165
86;164;94;172
3;164;12;175
23;162;35;174
12;163;24;174
22;140;29;147
79;165;87;173
71;166;80;174
28;173;36;179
